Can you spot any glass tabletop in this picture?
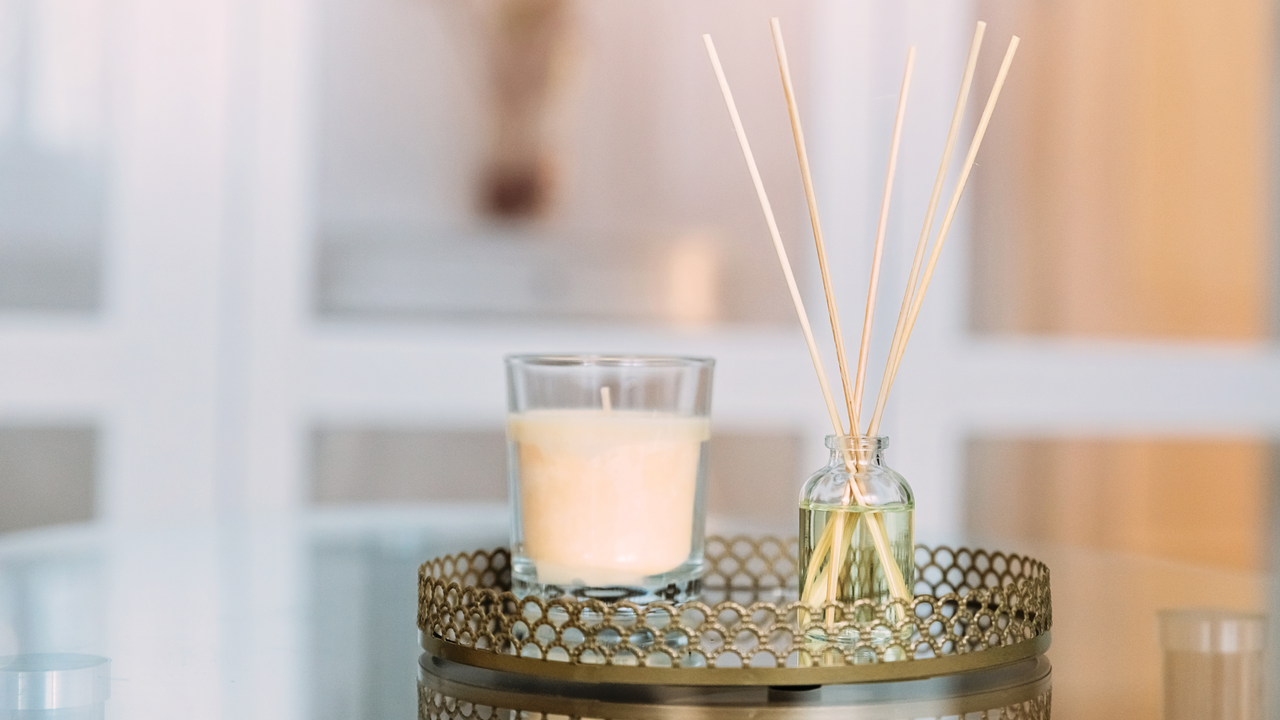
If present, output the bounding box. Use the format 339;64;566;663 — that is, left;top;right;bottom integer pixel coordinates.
0;507;1267;719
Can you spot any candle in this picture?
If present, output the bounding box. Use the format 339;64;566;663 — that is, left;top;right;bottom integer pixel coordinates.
509;409;710;586
505;353;714;601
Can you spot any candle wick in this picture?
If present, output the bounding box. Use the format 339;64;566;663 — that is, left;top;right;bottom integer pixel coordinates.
600;386;612;412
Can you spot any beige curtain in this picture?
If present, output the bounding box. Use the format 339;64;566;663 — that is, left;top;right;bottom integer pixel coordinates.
966;0;1273;569
972;0;1271;339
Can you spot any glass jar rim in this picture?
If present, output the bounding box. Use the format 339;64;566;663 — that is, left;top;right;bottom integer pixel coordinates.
505;353;714;369
824;434;888;450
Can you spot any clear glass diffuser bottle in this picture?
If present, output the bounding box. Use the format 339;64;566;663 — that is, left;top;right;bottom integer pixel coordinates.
799;435;915;610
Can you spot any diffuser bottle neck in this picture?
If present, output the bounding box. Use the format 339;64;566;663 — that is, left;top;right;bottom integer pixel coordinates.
803;433;911;511
826;435;887;467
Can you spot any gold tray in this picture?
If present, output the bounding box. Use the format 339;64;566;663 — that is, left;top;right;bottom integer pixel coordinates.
418;536;1051;686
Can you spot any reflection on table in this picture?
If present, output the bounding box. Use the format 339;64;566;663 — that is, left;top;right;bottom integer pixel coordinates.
418;654;1051;719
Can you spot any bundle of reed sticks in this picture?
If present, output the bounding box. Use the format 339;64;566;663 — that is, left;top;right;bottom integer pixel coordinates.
704;20;1019;608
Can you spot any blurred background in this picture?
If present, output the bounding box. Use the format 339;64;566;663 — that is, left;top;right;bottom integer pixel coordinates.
0;0;1276;715
1;0;1277;561
0;0;1271;554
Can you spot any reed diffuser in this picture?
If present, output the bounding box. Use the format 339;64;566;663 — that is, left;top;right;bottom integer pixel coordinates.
705;21;1019;623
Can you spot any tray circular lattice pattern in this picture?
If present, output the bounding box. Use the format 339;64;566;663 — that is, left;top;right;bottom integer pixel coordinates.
418;536;1052;684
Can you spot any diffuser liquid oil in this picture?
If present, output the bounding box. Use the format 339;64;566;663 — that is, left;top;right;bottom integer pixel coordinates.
797;436;916;657
799;502;914;606
798;502;915;656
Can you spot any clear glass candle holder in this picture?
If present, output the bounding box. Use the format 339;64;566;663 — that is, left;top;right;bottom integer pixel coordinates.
505;354;714;603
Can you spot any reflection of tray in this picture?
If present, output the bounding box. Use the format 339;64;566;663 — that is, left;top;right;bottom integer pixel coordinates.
419;655;1053;719
417;536;1051;686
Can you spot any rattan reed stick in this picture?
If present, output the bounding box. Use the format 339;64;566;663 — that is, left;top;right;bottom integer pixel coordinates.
817;47;915;607
770;17;858;433
818;46;916;607
869;23;986;435
868;36;1019;436
703;34;910;603
601;386;612;412
851;46;914;430
702;34;843;442
770;20;911;607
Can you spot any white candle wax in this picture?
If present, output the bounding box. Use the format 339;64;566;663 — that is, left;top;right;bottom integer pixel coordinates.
509;409;711;586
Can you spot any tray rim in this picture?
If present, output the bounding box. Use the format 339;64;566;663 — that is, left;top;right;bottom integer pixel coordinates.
419;630;1051;686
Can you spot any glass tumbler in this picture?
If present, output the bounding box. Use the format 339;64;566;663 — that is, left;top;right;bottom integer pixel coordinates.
505;354;714;603
1159;608;1266;720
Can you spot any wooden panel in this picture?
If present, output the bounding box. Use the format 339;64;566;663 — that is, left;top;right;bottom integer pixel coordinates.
971;0;1272;338
966;437;1271;571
